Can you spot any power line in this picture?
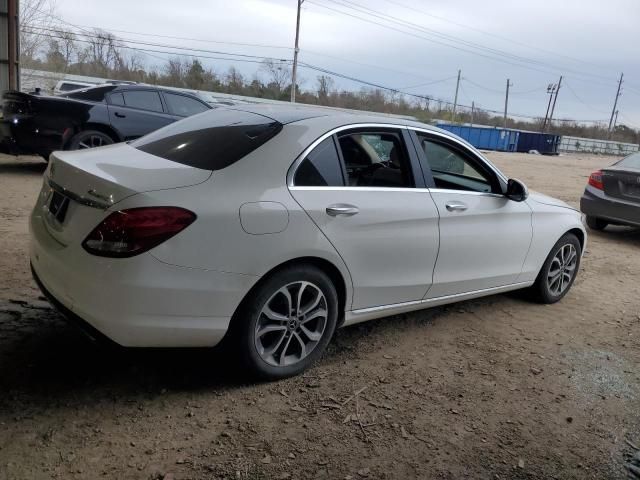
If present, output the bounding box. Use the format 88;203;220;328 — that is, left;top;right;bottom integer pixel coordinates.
384;0;611;73
398;75;458;90
311;0;618;84
25;26;613;125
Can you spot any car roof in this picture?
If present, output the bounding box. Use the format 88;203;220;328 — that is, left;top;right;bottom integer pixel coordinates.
225;103;439;131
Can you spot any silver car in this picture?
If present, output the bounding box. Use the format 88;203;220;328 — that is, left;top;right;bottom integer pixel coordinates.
580;152;640;230
30;105;586;379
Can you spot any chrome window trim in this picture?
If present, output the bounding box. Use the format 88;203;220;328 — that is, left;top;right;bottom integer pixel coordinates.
287;123;409;188
409;127;509;183
287;122;510;189
288;185;506;199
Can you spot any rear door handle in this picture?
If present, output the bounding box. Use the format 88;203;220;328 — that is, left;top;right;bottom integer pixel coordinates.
445;202;468;212
326;204;359;217
114;112;126;118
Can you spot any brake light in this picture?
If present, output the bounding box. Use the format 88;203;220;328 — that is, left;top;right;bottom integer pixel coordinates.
82;207;196;258
588;170;604;190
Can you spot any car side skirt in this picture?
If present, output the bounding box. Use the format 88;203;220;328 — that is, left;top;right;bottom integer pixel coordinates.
342;281;534;326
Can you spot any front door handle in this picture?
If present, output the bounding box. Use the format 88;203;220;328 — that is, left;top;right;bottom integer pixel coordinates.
445;202;468;212
326;204;359;217
114;112;126;118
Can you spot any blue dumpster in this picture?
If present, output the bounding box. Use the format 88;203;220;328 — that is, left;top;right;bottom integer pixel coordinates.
436;123;519;152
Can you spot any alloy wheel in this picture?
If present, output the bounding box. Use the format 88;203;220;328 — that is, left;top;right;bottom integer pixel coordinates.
547;243;577;296
254;281;328;367
78;134;110;149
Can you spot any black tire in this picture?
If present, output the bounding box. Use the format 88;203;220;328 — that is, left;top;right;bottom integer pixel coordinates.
529;233;582;304
68;130;114;150
586;216;608;231
231;265;338;380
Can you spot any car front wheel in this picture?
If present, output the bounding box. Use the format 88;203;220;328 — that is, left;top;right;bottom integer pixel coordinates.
530;233;582;304
234;265;338;380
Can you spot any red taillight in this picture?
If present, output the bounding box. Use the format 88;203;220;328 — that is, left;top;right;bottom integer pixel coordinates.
82;207;196;258
588;170;604;190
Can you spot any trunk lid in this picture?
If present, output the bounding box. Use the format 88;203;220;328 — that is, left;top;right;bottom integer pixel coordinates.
602;166;640;202
41;143;211;246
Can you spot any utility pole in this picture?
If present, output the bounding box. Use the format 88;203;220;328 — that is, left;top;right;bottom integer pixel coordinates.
503;79;512;129
541;83;557;132
607;72;623;137
470;101;475;128
452;69;461;123
290;0;303;103
547;75;562;132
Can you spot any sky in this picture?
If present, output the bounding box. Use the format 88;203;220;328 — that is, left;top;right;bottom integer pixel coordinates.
53;0;640;127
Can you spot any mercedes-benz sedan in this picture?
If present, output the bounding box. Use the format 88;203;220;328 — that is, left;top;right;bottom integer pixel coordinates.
30;105;586;379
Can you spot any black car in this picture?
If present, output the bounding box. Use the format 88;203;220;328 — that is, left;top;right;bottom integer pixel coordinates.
0;84;212;160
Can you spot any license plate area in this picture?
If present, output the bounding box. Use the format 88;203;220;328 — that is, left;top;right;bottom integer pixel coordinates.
620;179;640;199
48;191;70;223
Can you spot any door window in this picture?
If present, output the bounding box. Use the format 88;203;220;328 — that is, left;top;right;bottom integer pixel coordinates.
416;133;496;193
164;92;210;117
294;137;344;187
337;131;414;187
109;92;125;106
121;90;164;113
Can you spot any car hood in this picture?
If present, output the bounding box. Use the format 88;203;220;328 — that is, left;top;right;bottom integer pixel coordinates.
527;191;578;211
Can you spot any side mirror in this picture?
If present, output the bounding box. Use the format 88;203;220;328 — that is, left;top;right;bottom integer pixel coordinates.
506;178;529;202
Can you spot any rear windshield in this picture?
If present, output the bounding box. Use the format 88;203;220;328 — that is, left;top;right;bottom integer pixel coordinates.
617;152;640;169
131;109;283;170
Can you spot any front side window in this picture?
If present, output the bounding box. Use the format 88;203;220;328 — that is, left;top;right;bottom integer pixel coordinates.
163;92;210;117
122;90;164;113
415;133;495;193
294;137;344;187
337;131;414;188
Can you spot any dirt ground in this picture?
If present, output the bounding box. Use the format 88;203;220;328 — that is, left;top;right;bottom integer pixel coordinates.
0;151;639;480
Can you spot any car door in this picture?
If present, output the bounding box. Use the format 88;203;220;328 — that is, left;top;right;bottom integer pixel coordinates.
410;129;533;299
289;126;440;311
107;89;175;140
161;91;211;120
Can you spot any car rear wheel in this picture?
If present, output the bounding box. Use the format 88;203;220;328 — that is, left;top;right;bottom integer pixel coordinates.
68;130;114;150
530;233;581;304
234;265;338;380
586;216;608;231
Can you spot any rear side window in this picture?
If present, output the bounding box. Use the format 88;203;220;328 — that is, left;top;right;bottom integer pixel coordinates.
122;91;164;112
164;92;210;117
294;137;344;186
132;109;283;170
64;85;116;102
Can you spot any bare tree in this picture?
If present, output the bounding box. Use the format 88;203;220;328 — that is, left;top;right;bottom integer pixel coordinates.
316;75;334;103
20;0;58;63
260;59;290;94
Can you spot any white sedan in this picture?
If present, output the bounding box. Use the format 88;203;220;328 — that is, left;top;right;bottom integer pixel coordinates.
30;105;586;379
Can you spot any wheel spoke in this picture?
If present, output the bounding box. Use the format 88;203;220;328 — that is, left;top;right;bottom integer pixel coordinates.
262;305;288;322
277;287;293;315
257;324;287;337
279;334;294;366
300;287;323;315
301;308;327;324
296;282;309;315
78;142;89;149
262;330;287;357
300;324;323;342
292;332;306;359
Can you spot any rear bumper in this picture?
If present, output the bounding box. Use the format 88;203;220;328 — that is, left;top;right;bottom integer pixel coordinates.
580;186;640;227
0;117;63;157
30;206;259;347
